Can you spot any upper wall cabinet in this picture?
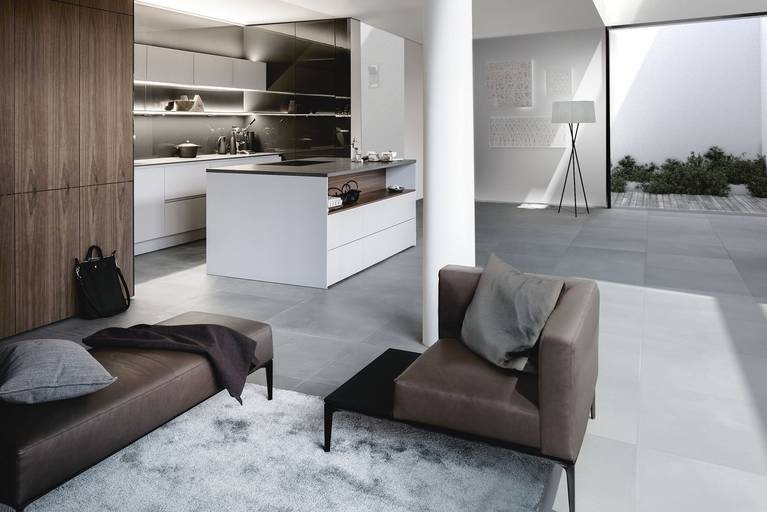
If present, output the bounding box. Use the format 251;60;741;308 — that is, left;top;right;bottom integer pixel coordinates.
194;53;233;88
80;7;133;186
134;43;148;81
15;0;80;193
233;59;267;90
147;46;194;85
0;0;13;197
139;44;267;90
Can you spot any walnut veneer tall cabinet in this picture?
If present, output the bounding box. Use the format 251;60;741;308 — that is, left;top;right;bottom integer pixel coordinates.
0;0;133;337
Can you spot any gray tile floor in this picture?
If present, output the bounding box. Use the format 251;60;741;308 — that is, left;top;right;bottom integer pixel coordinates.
7;203;767;511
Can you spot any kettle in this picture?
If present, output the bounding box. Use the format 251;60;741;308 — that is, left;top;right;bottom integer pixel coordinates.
216;136;229;155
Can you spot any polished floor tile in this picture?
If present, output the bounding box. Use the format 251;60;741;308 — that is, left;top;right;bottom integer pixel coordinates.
6;203;767;512
637;448;767;512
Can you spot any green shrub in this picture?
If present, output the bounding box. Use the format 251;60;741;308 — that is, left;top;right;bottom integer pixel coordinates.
611;175;627;193
611;148;766;196
643;153;730;196
747;175;767;197
746;156;767;197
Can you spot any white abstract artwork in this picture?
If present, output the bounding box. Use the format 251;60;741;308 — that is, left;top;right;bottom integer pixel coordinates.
489;117;565;148
486;61;532;108
546;68;572;97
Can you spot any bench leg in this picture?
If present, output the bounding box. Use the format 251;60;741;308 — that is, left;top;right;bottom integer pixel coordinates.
324;404;335;452
265;360;273;400
565;463;575;512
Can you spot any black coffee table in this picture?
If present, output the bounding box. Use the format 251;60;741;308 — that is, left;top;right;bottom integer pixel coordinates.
323;349;419;452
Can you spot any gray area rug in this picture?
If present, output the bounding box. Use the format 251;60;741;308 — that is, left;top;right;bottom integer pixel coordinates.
27;385;552;512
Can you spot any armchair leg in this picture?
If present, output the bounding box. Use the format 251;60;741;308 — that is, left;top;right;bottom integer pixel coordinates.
265;360;273;400
565;463;576;512
590;394;596;420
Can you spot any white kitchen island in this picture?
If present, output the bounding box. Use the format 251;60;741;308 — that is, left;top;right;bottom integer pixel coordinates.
206;157;417;288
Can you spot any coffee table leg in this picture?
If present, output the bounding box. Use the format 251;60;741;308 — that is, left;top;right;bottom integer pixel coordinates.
324;404;335;452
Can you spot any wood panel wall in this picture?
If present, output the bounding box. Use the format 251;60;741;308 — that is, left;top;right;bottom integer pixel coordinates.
0;196;14;338
0;0;13;197
0;0;133;338
14;0;80;193
80;183;134;296
80;7;133;186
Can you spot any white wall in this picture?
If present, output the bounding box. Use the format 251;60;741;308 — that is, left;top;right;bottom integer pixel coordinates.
359;23;405;157
611;18;762;163
473;29;607;207
404;40;424;199
761;18;767;159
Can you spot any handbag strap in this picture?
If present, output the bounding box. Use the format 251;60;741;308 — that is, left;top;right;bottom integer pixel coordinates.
85;245;104;261
115;265;131;308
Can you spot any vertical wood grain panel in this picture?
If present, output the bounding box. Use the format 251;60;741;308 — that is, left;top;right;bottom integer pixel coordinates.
15;188;80;332
80;7;133;186
73;0;133;16
14;0;79;193
0;0;13;196
80;183;134;296
0;195;14;337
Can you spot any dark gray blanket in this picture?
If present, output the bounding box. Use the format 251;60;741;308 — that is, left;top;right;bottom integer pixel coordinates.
84;324;258;404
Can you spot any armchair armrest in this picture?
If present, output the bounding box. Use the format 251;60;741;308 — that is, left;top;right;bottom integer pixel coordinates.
438;265;483;339
538;278;599;462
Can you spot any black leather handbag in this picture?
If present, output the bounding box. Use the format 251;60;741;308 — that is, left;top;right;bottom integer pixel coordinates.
74;245;130;319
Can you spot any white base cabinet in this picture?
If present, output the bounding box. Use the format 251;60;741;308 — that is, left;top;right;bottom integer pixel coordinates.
326;194;416;285
206;161;418;288
134;154;281;255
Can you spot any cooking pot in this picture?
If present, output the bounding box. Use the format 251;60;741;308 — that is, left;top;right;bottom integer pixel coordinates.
176;140;201;158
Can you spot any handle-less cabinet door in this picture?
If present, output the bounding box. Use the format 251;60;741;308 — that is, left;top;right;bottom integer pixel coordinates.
80;8;133;186
15;189;80;333
15;0;80;193
0;0;13;197
134;166;165;243
164;197;206;235
0;195;13;337
134;44;148;80
164;163;206;200
194;53;233;88
233;59;267;90
147;46;194;84
81;183;134;296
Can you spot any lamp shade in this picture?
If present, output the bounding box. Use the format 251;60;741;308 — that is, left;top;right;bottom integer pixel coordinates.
551;101;596;124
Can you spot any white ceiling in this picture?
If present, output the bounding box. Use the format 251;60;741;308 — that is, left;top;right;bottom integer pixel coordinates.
135;0;767;42
593;0;767;27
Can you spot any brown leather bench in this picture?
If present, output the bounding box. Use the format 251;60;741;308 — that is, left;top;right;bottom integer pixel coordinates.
0;311;273;512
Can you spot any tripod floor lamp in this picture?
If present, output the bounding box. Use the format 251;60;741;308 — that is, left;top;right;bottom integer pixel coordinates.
552;100;595;217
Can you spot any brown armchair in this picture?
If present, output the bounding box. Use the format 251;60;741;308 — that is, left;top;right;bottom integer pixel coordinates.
393;265;599;512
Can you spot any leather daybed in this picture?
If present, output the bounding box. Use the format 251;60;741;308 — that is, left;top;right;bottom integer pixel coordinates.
0;311;274;512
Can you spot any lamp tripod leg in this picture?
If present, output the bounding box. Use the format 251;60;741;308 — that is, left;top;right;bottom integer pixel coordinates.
558;149;573;214
573;143;589;214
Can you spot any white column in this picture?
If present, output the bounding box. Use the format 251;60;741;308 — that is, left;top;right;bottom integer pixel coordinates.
422;0;476;346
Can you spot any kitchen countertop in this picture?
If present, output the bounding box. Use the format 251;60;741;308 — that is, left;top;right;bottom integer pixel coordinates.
134;152;281;167
206;157;416;177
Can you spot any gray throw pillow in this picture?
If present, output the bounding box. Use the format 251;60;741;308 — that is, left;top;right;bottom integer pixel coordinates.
461;255;564;370
0;339;116;404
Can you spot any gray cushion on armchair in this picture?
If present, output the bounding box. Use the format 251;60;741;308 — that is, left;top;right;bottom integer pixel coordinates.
461;254;564;370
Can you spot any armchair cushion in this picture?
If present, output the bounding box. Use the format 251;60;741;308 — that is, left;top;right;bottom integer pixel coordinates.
461;255;564;370
393;338;540;447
